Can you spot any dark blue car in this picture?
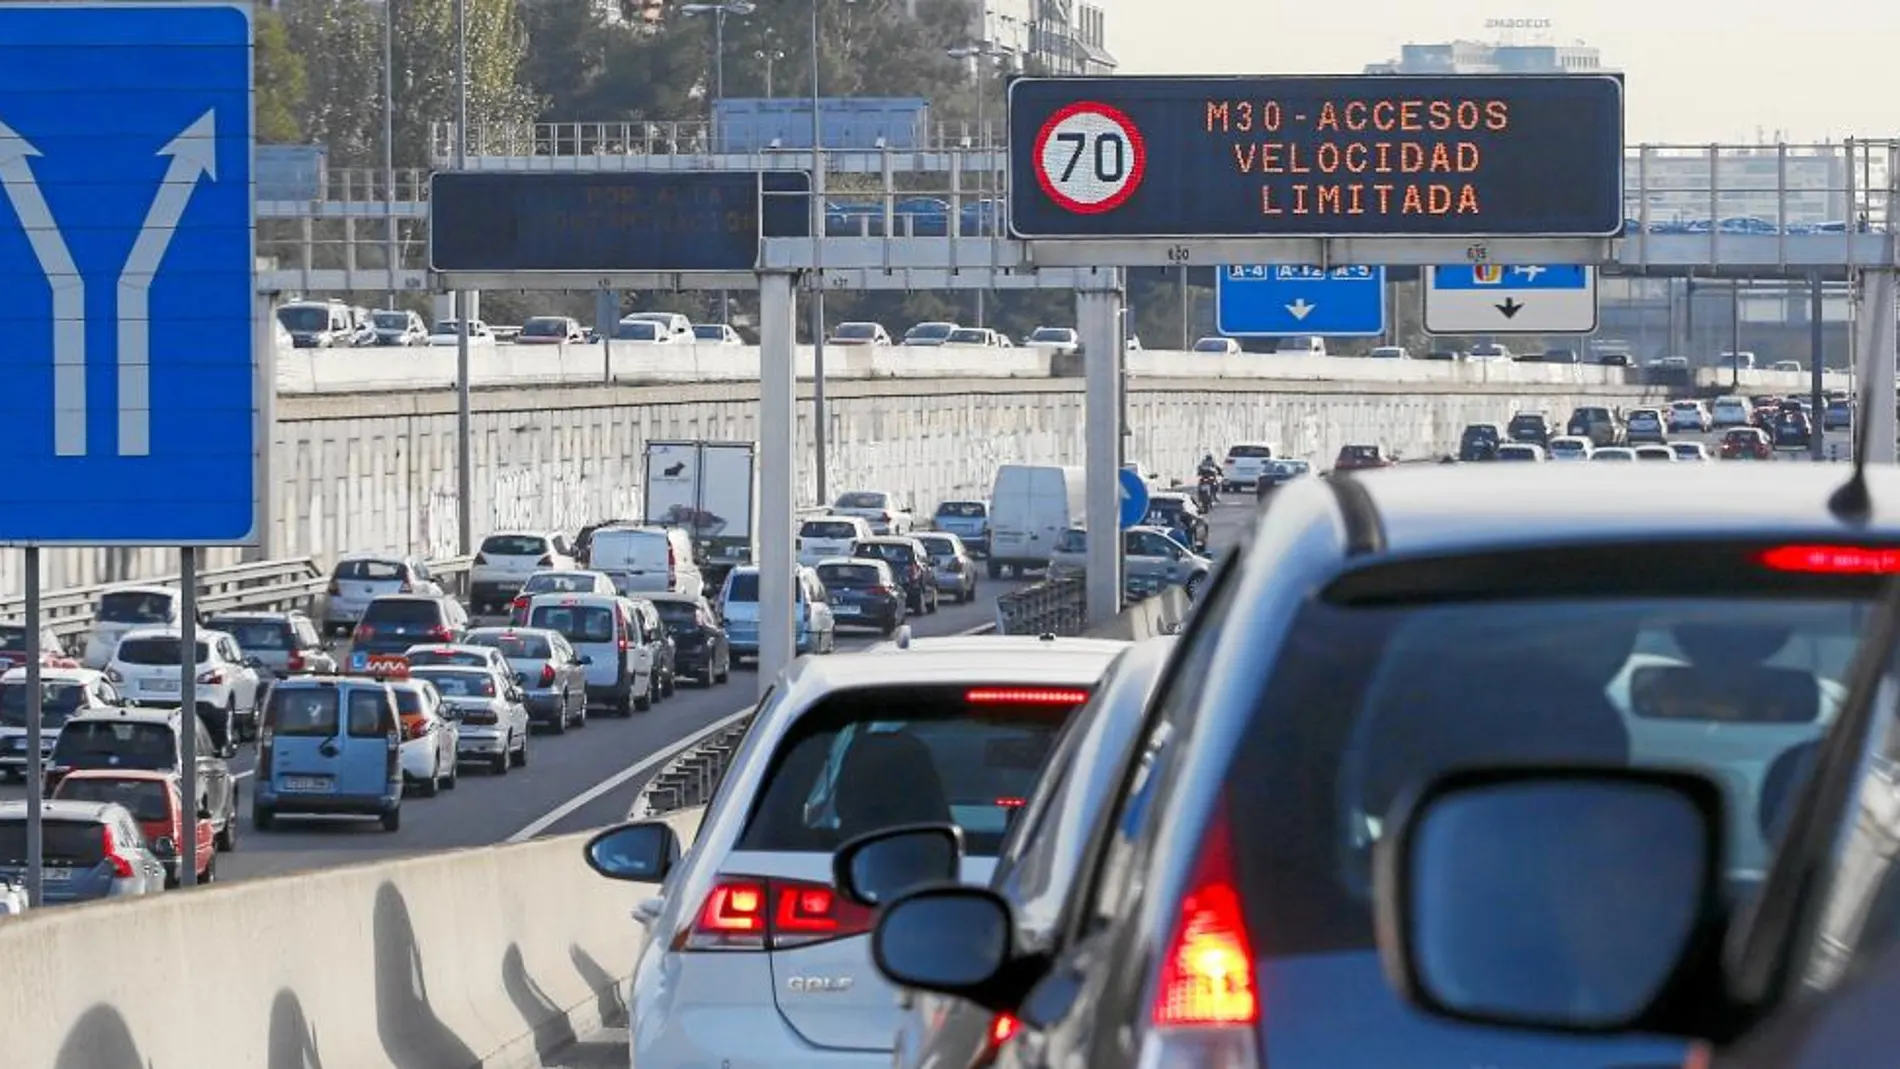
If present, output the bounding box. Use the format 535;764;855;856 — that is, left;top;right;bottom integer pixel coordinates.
816;559;905;636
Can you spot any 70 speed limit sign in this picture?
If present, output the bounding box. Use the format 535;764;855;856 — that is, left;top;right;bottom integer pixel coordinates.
1031;101;1147;215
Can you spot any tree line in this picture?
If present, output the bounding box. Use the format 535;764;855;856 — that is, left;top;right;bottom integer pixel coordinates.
258;0;1193;343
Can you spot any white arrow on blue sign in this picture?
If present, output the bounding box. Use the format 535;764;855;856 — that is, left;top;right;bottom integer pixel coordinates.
1118;467;1150;529
1216;264;1387;338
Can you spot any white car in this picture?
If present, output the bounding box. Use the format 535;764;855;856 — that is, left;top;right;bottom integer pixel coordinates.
1668;401;1711;433
1192;336;1241;354
1023;326;1080;354
578;636;1131;1069
1634;444;1679;462
829;322;892;347
83;585;183;670
1546;435;1594;461
1710;395;1753;428
1670;441;1713;462
1591;447;1638;462
691;324;744;346
1495;442;1546;461
470;530;576;615
1220;442;1279;491
0;666;123;781
408;663;531;773
427;318;495;346
797;515;873;568
829;490;913;535
621;312;694;342
385;677;460;796
105;627;262;757
901;321;958;347
610;319;678;344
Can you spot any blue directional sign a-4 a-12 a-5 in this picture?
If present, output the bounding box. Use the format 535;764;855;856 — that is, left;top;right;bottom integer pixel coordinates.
1007;74;1625;239
1216;265;1387;337
0;3;259;546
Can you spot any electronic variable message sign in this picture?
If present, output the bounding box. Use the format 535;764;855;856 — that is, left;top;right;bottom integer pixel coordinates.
1007;75;1624;240
429;170;811;273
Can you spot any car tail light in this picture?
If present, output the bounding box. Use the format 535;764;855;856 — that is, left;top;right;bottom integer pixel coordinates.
1758;545;1900;575
402;717;428;742
879;511;891;523
511;594;529;614
679;876;875;952
870;585;895;598
538;663;555;687
989;1013;1021;1048
197;669;224;685
101;825;136;879
668;542;677;569
287;648;305;673
538;555;553;566
427;625;453;641
966;687;1090;706
1153;804;1258;1029
995;796;1027;808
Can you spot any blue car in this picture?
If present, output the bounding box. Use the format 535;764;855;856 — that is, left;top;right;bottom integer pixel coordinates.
931;499;990;555
815;558;906;635
252;677;404;832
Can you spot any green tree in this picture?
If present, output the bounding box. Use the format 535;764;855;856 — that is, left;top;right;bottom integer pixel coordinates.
517;0;619;119
254;10;307;143
282;0;383;165
391;0;537;168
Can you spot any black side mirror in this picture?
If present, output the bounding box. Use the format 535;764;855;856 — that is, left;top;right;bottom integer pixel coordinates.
583;820;682;884
834;823;963;907
1374;766;1729;1038
871;886;1018;1008
513;672;528;686
577;654;593;665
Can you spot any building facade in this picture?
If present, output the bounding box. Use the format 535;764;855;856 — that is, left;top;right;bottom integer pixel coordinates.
1363;38;1604;74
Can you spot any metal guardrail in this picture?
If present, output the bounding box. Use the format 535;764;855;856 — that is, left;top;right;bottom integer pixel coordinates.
995;577;1087;637
0;554;480;641
631;720;752;819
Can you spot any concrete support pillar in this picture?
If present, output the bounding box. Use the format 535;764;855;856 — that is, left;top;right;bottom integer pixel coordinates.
1077;279;1125;631
1856;269;1899;464
433;293;454;323
756;272;798;694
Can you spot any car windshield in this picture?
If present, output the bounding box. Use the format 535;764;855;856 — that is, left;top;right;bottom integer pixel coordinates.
520;317;568;337
0;682;88;726
1339;446;1380;462
906;324;953;340
856;543;911;566
691;325;725;340
1496;447;1538;460
480;535;548;557
1029;328;1070;341
277;306;329;332
1055;529;1087;554
936;502;986;518
528;604;617;644
52;721;175;771
835;323;878;339
736;684;1092;855
1509;416;1544;431
114;638;209;666
947;329;988;344
1220;542;1875;963
1594;451;1634;461
1227;445;1274;459
209;620;290;651
817;564;884;588
97;592;173;625
0;820;108;865
410;669;495;699
834;492;887;510
431;320;463;335
613;321;660;340
801;520;861;539
55;778;170;823
523;572;598;594
372;312;409;329
466;631;553;658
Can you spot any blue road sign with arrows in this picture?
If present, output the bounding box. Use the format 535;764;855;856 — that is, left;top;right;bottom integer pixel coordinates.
1216;265;1388;337
0;3;258;545
1118;467;1150;529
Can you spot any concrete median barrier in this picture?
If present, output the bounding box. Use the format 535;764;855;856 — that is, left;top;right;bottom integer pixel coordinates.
0;806;703;1069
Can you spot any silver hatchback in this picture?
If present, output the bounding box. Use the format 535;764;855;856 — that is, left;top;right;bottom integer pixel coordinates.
0;800;166;903
913;532;979;603
323;555;443;636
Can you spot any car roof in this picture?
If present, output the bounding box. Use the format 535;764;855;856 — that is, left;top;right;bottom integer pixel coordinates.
67;706;179;725
59;768;172;784
774;636;1130;696
525;591;620;605
405;643;497;655
1;667;102;683
334;551;409;563
100;585;173;598
816;556;889;569
121;626;231;641
204;610;298;620
640;592;702;605
0;799;124;821
467;625;563;636
1343;464;1900;559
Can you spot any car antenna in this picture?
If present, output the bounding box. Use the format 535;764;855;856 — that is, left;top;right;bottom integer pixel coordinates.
1827;282;1880;524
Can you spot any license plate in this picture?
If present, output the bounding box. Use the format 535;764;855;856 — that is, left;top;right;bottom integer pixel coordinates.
41;867;71;881
283;776;332;791
833;605;860;616
144;679;179;693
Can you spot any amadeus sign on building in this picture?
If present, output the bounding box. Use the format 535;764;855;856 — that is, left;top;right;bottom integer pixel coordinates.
1484;17;1553;28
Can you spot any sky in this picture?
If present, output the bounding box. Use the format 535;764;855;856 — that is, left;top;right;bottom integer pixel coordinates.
1106;0;1900;144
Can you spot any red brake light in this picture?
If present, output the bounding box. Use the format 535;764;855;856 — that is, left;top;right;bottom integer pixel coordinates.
965;687;1090;706
1758;545;1900;575
427;625;453;641
1152;805;1259;1028
538;663;555;686
538;555;553;567
287;649;305;672
667;542;677;568
869;585;895;597
197;669;224;685
995;796;1027;808
681;876;874;951
101;825;135;879
990;1013;1021;1047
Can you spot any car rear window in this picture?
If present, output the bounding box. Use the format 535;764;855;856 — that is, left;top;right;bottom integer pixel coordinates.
0;820;106;865
521;317;568;337
1339;445;1380;461
1226;445;1274;459
528;605;617;644
466;632;553;658
210;620;290;651
724;574;760;602
335;559;404;581
405;649;489;667
523;572;598;594
936;501;987;517
412;670;495;699
55;778;170;822
1218;541;1880;960
114;638;209;665
736;684;1093;856
347;691;395;738
834;492;888;510
361;599;443;625
915;536;957;558
801;520;860;539
482;535;549;557
1055;529;1087;554
97;591;174;624
52;721;175;770
0;682;88;727
818;564;883;588
267;688;339;737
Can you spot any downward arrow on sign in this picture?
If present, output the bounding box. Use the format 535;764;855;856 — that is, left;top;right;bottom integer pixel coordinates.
1496;297;1525;319
1285;298;1315;321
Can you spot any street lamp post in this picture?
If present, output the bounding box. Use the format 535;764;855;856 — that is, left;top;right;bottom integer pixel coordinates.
946;40;1009;329
756;48;786;98
682;1;755;328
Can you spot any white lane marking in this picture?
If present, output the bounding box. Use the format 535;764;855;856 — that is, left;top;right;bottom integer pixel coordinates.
504;705;756;843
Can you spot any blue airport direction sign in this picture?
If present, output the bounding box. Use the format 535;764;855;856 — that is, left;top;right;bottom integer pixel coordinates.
1008;74;1624;240
430;171;812;273
1118;467;1150;530
1217;264;1387;337
1423;263;1600;335
0;3;258;545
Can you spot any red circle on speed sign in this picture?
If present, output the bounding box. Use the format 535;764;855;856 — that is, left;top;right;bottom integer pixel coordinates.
1032;100;1147;215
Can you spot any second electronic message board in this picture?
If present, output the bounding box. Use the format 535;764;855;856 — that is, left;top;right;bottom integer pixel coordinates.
1006;74;1624;240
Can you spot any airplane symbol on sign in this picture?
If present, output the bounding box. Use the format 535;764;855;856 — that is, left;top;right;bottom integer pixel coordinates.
1512;265;1546;281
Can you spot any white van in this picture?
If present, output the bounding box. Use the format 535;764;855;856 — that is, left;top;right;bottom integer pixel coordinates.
987;464;1086;580
82;586;183;670
588;526;704;600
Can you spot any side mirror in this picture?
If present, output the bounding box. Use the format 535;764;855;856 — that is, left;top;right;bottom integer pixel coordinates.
583;820;682;884
834;823;963;907
578;654;593;665
871;886;1016;1007
513;672;528;686
1374;766;1727;1037
153;836;176;857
